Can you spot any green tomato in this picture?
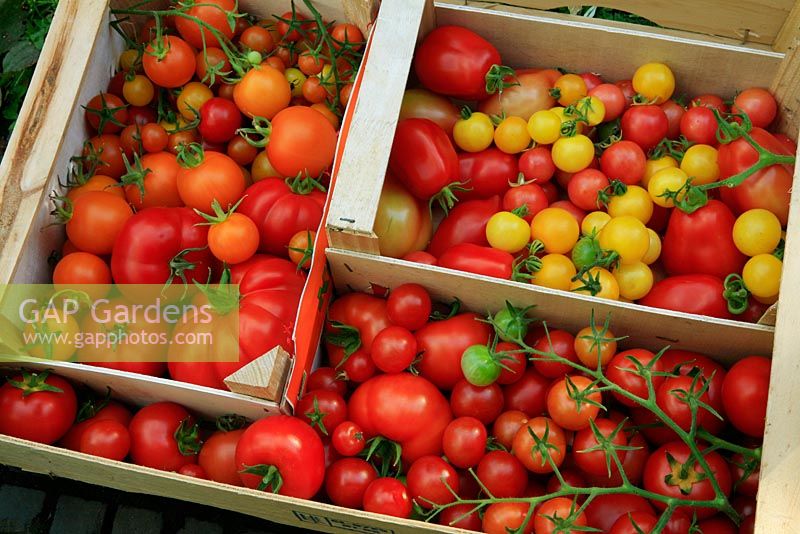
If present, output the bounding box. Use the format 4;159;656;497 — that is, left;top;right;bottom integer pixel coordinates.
461;345;501;387
571;236;600;271
492;307;528;342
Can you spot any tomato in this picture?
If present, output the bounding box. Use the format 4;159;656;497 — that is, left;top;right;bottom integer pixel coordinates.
122;151;182;209
681;144;719;185
640;274;732;318
458;148;517;201
486;211;530;253
399;88;460;135
699;516;739;534
584;493;655;532
371;326;417;374
349;373;452;462
643;441;731;519
65;191;132;255
680;106;718;145
608;185;653;224
140;123;169;153
451;380;504;424
473;450;526;498
606;348;664;407
296;389;348;439
662;200;746;278
503;372;549;422
722;356;770;437
491;410;528;450
647;167;687;208
454;111;494;152
129;402;199;471
407;455;459;509
174;0;235;48
438;504;482;531
233;65;291;119
733;209;782;257
60;400;132;451
111;207;212;285
267;106;337;178
567;168;609;211
329;421;364;457
531;329;579;378
329;347;377;384
613;262;654;300
428;196;502;257
275;11;312;41
387;283;432;331
527;109;562;145
327;292;391;355
512;416;567;473
581;211;611;235
196;97;241;144
586;431;650;488
65;173;121;202
718;127;793;225
547;375;602;431
389;118;459;203
483;502;534;534
143;36;196;88
84;93;127;134
494;116;531;154
495;342;527;384
518;146;556;184
481;70;557;121
460;344;501;386
601;140;646;185
438;243;514;279
363;477;412;518
743;254;782;299
574;325;617;369
503;182;548;224
205;211;259;265
52;251;111;292
227;136;258;166
530;207;580;254
375;179;430;258
307;367;348;398
733;88;778;128
599;215;649;265
415;25;501;100
176;147;245;212
692;94;728;113
621;105;669;151
529;253;575;291
588;83;625;121
84;134;126;178
657;375;723;433
198;428;245;486
661;99;685;139
0;372;77;445
237;177;325;257
608;512;658;534
236;415;324;498
535;497;588;534
323;457;376;509
553;73;587;106
552;134;595;173
633;62;675;103
441;417;487;469
79;419;130;461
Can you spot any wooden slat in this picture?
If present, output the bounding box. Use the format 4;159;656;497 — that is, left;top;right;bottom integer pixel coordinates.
325;0;429;254
0;435;457;534
439;0;793;46
327;248;775;365
772;0;800;51
772;40;800;138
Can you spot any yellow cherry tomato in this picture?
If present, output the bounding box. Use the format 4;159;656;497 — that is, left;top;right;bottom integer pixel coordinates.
680;144;719;186
553;73;587;106
531;207;580;254
494;116;531;154
176;81;213;120
632;62;675;103
648;167;689;208
608;185;653;224
574;96;606;126
733;209;782;257
642;228;662;265
582;211;611;235
532;254;577;291
551;135;594;173
570;267;620;300
643;156;678;188
742;254;782;299
598;216;650;265
613;262;654;300
119;49;141;72
527;110;562;145
122;74;155;106
284;67;308;97
22;308;79;361
486;211;531;253
454;111;495;152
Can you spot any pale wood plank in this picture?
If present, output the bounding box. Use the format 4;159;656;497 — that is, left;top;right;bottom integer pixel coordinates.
772;0;800;51
224;347;292;401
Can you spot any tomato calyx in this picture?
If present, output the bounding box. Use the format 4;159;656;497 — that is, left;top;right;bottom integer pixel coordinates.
49;193;74;225
176;142;207;169
650;136;692;163
723;273;750;315
361;436;403;478
287;230;314;271
512;240;545;282
168;246;210;289
576;418;637;477
82;93;128;134
174;417;202;456
325;321;362;360
119;153;152;201
286;173;327;195
303;395;331;436
236;116;272;148
7;371;63;397
484;64;518;96
487;302;535;343
429;182;470;216
594;118;621;151
76;387;113;422
216;413;248;432
429;298;462;322
195;197;246;226
240;463;284;493
525;420;562;471
664;451;707;495
193;268;241;316
596;179;627;208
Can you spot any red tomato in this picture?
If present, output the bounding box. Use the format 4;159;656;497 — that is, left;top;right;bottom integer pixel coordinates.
0;372;77;444
60;400;132;451
415;312;492;390
306;367;348;397
123;151;183;209
386;283;432;331
438;243;514;279
495;341;527;385
427;196;502;257
693;94;728;113
363;477;412;518
680;106;718;145
639;274;733;319
606;348;664;407
442;416;487;468
236;415;325;498
656;375;723;433
479;70;557;120
176;149;245;212
79;419;130;461
399;88;460;135
199;97;242;144
415;25;502;101
729;453;759;497
546;375;602;431
129;402;199;471
589;83;626;121
732;88;778;128
174;0;236;48
199;428;245;486
178;464;208;479
621;105;669;151
643;441;731;519
608;511;658;534
84;93;127;134
585;432;650;488
371;326;417;374
503;368;550;416
476;450;528;498
237;178;326;257
573;418;627;476
581;72;603;91
389;118;460;201
403;250;438;265
535;497;588;534
66;190;133;255
519;146;556;184
662;200;746;279
721;356;770;437
600;140;646;185
568;168;610;211
331;421;366;457
296;389;348;438
267;106;337;178
327;292;391;354
450;380;504;424
457;148;517;201
512;416;566;473
584;493;655;533
661;99;685;139
143;36;196;88
492;410;529;450
483;502;534;534
407;455;459;508
532;330;580;378
699;516;739;534
438;503;482;531
348;373;452;462
325;457;377;509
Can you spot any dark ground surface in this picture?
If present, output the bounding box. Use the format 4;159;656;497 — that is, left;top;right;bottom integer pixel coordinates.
0;465;313;534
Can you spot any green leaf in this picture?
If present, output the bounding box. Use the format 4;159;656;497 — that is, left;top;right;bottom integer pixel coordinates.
3;40;39;72
0;0;26;56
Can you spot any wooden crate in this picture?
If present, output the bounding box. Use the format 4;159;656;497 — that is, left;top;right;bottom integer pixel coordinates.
324;1;800;533
0;0;380;416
